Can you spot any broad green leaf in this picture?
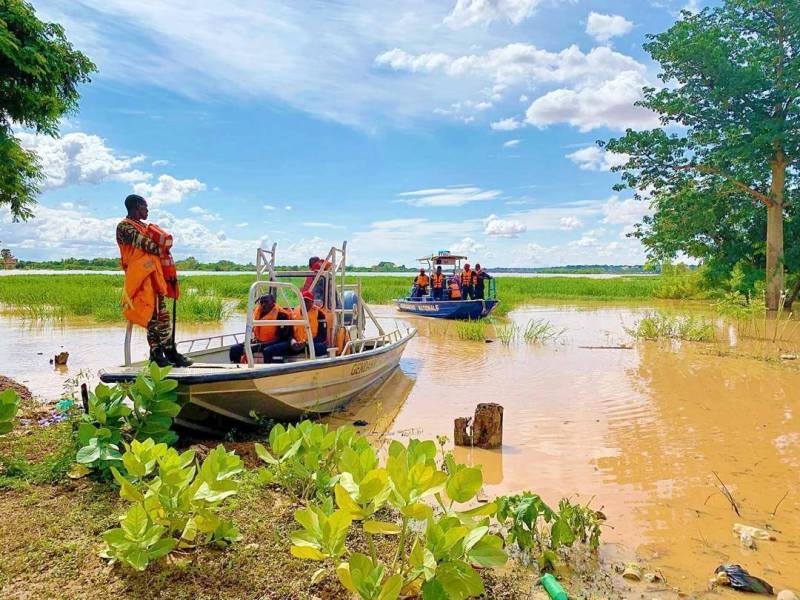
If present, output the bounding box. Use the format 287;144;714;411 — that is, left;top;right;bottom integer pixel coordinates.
111;467;144;503
147;537;176;560
121;503;149;540
336;562;355;592
67;463;92;479
434;561;484;600
467;535;507;568
377;573;403;600
363;520;401;535
291;545;326;560
421;578;448;600
458;501;497;518
401;502;433;521
76;443;101;464
550;516;576;549
0;422;12;435
462;525;488;553
334;483;366;519
446;467;482;504
254;442;278;465
125;548;149;571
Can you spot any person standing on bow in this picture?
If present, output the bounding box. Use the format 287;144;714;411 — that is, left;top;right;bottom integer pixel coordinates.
431;266;445;300
472;263;492;300
460;263;474;300
116;194;192;368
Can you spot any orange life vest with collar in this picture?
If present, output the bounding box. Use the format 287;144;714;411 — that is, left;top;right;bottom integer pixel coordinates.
292;305;332;344
118;218;168;328
461;269;473;287
449;281;462;299
415;274;430;287
144;223;179;299
432;273;444;288
253;304;290;343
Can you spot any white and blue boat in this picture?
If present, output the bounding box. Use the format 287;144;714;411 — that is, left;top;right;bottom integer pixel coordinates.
395;251;499;320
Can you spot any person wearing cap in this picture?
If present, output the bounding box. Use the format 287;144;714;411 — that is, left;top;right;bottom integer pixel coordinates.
229;293;292;364
413;268;430;298
302;255;332;303
289;290;330;357
116;194;192;368
460;263;474;300
472;263;492;299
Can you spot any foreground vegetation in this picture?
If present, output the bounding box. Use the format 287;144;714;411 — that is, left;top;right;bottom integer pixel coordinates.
0;370;614;599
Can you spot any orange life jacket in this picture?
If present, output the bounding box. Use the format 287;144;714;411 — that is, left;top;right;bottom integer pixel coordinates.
461;269;473;287
118;218;168;328
145;223;179;299
432;273;444;288
253;305;289;343
415;274;430;287
449;281;462;299
292;305;330;344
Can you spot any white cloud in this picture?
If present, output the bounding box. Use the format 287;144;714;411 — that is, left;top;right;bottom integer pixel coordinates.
570;233;600;248
586;12;634;43
601;195;652;233
264;204;276;211
284;205;293;211
303;221;344;229
133;174;206;206
397;186;501;207
559;216;582;230
483;214;527;238
443;0;543;29
519;94;528;102
450;236;485;255
376;44;645;88
59;202;74;210
683;0;702;14
151;159;170;167
566;146;629;171
491;117;522;131
503;139;521;148
16;131;150;190
525;70;659;131
188;205;220;222
235;222;248;228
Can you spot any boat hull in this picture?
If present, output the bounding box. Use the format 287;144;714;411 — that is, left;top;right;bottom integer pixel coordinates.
395;299;499;320
100;329;416;432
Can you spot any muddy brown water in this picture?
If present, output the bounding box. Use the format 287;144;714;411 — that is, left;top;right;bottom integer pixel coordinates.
2;302;799;596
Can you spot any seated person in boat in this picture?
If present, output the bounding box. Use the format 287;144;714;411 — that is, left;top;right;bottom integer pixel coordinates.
412;268;430;298
472;263;492;299
431;266;445;300
289;290;330;357
229;293;292;364
448;275;462;299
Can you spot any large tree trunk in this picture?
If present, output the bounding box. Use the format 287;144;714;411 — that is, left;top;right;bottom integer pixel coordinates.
765;157;786;311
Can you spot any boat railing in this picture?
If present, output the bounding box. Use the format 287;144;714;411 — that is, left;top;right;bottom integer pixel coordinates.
244;279;316;366
341;328;406;355
177;332;246;354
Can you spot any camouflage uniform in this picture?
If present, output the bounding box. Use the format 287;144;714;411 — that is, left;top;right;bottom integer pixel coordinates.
116;220;173;349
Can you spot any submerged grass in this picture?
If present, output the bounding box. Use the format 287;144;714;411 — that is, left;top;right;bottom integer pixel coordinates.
626;312;716;342
522;318;565;343
0;273;661;323
455;320;487;341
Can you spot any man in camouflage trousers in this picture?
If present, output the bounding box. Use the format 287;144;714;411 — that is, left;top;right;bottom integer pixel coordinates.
117;194;192;367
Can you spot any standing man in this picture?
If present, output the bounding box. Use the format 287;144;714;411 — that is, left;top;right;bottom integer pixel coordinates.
413;268;430;298
431;266;445;300
460;263;474;300
472;263;492;300
116;194;192;368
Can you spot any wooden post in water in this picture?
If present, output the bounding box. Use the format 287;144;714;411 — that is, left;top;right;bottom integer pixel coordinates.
454;403;503;449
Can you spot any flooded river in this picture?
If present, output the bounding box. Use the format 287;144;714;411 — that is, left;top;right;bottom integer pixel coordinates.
1;302;798;595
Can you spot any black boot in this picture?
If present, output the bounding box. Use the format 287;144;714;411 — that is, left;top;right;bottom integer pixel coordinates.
165;346;193;367
149;346;171;367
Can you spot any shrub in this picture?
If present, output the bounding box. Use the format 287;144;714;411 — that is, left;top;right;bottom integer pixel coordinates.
0;389;21;435
101;440;243;571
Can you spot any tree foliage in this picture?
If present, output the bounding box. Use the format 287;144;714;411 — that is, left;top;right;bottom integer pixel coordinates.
603;0;800;308
0;0;95;220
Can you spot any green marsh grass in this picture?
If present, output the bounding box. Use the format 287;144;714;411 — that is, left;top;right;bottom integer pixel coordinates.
626;312;715;342
455;320;487;341
522;318;565;343
0;273;661;324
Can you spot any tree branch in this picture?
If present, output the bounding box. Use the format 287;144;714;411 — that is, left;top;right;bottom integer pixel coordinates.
674;164;774;207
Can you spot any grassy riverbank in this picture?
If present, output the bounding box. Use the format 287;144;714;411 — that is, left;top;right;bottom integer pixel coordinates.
0;274;661;322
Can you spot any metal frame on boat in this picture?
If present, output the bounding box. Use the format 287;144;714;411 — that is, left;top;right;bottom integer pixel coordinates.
101;241;416;433
394;250;499;320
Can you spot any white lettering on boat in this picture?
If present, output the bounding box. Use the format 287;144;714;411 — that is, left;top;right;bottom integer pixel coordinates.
398;302;440;312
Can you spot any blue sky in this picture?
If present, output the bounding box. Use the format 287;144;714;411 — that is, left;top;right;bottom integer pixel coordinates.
2;0;709;267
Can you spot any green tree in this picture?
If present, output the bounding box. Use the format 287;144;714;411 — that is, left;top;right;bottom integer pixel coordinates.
1;0;95;220
604;0;799;310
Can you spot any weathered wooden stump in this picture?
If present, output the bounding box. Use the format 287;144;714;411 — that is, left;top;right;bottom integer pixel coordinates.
54;351;69;366
454;417;472;446
454;403;503;449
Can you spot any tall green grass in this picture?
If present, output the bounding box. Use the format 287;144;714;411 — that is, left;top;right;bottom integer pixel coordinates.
625;312;716;342
0;273;662;324
454;320;487;341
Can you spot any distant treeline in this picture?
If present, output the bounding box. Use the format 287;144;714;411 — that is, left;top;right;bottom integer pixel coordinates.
12;257;418;272
496;265;653;274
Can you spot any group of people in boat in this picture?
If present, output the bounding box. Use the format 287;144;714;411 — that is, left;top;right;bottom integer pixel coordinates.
411;262;492;301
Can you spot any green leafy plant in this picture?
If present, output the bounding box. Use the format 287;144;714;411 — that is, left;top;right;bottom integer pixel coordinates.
496;492;603;570
0;389;21;435
76;364;182;478
288;429;507;600
101;439;243;571
255;420;372;501
625;312;715;342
